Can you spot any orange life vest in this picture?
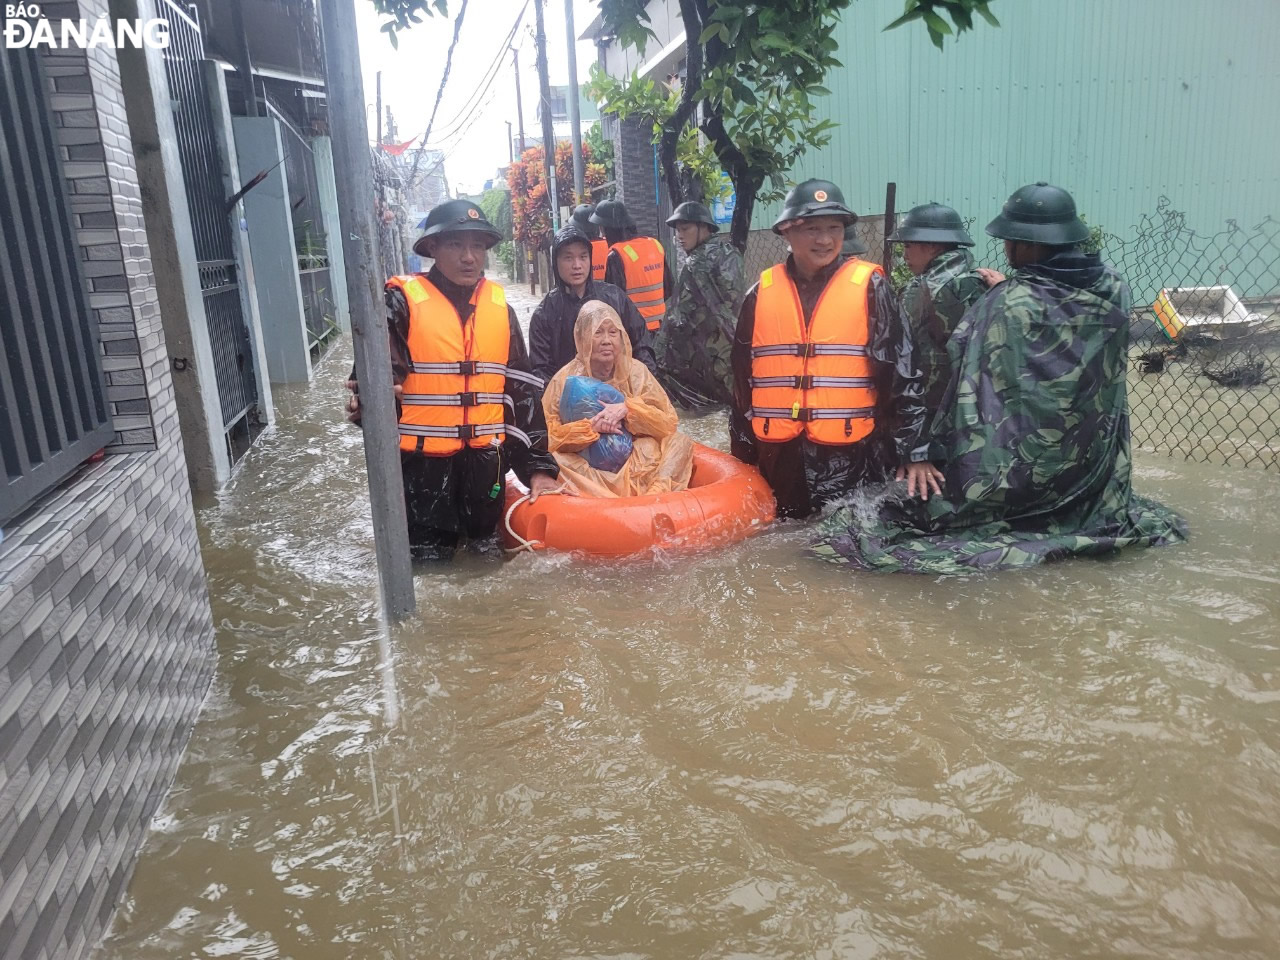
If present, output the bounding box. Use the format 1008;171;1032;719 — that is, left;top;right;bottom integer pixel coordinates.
611;236;667;331
390;274;538;455
750;258;882;446
590;237;609;282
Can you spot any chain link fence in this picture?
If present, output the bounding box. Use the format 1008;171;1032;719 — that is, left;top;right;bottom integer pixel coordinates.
736;198;1280;472
971;199;1280;471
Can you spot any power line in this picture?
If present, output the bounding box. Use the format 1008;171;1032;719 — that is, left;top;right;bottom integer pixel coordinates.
420;2;528;148
412;76;508;187
401;1;532;190
404;0;470;186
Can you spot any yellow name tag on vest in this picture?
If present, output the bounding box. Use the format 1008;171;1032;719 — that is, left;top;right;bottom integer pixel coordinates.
760;267;774;289
402;277;429;304
624;244;639;262
848;261;876;286
489;284;506;306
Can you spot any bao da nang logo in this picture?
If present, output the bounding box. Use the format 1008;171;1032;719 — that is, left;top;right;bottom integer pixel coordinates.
4;5;170;49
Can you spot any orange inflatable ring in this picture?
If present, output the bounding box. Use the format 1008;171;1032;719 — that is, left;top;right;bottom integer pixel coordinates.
503;443;775;557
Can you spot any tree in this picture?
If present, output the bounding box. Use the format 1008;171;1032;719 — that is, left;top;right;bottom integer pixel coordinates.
366;1;999;250
478;187;513;240
588;0;1000;251
508;142;607;252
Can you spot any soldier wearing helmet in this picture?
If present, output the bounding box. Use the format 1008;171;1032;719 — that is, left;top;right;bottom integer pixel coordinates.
570;203;610;281
591;199;674;333
887;202;989;420
729;179;937;518
651;200;745;407
841;224;868;259
812;182;1186;573
345;198;562;561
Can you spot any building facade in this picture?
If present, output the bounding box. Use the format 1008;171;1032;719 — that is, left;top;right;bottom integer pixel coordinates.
0;3;218;958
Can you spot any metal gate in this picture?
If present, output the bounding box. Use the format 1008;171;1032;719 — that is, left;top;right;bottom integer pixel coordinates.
275;111;339;357
1;46;115;524
156;0;261;458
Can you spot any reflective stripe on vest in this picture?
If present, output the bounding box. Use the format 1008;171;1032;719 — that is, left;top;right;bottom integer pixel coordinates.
612;236;667;331
590;237;609;282
391;274;513;455
750;258;882;445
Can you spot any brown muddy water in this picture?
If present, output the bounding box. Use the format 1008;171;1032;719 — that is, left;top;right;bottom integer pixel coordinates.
97;330;1280;959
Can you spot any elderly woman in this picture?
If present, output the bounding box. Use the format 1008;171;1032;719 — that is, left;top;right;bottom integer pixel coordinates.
543;300;694;497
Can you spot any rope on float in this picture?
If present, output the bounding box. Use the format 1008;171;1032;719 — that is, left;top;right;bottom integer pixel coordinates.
503;493;540;554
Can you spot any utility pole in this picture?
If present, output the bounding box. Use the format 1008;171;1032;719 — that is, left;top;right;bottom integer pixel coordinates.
229;0;258;116
533;0;559;232
564;0;584;197
375;71;383;146
506;120;514;163
512;45;530;288
511;46;526;154
320;0;415;619
882;181;897;275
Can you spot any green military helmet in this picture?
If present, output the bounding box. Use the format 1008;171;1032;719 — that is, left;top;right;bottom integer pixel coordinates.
590;198;636;230
772;178;857;234
986;182;1089;245
666;200;719;231
888;202;973;246
413;198;502;256
842;224;868;257
570;204;598;234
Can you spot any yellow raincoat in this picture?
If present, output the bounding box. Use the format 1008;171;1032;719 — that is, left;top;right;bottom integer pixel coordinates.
543;301;694;497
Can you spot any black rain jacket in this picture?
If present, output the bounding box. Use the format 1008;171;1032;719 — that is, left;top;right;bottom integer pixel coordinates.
528;224;657;383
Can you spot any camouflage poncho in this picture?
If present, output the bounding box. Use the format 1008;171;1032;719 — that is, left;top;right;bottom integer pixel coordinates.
899;247;987;419
812;250;1187;574
654;234;744;407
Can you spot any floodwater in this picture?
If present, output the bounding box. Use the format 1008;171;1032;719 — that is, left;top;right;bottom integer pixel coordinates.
97;297;1280;959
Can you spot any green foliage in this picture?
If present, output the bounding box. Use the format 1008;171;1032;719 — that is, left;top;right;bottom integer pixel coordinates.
1078;214;1105;255
478;187;513;241
370;0;1001;248
883;0;1001;51
583;122;615;184
585;67;725;203
493;240;516;273
889;247;914;294
293;218;328;270
368;0;447;47
592;0;1001;249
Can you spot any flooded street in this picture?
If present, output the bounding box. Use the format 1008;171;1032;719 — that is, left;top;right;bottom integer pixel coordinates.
97;292;1280;959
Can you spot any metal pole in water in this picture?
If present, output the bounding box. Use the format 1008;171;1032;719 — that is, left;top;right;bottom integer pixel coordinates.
534;0;559;231
320;0;417;620
564;0;585;197
882;181;897;274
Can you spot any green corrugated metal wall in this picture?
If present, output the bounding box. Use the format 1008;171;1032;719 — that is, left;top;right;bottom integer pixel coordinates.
755;0;1280;239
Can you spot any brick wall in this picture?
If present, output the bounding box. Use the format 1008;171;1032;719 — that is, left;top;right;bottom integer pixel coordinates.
0;3;217;958
612;113;661;239
39;0;176;455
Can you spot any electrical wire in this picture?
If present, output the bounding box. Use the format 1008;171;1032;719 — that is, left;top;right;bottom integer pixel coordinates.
412;79;503;181
420;2;528;147
402;1;528;188
404;0;470;185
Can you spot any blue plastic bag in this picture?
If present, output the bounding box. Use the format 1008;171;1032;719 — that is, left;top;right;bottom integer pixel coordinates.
559;376;633;473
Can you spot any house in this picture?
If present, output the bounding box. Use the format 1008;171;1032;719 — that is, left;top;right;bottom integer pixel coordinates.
0;4;218;958
0;1;350;956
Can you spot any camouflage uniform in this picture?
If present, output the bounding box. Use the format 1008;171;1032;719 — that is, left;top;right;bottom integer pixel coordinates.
654;234;744;407
812;249;1187;573
899;247;986;419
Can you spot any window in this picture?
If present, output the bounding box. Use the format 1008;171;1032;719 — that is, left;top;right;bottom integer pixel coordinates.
1;48;114;525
